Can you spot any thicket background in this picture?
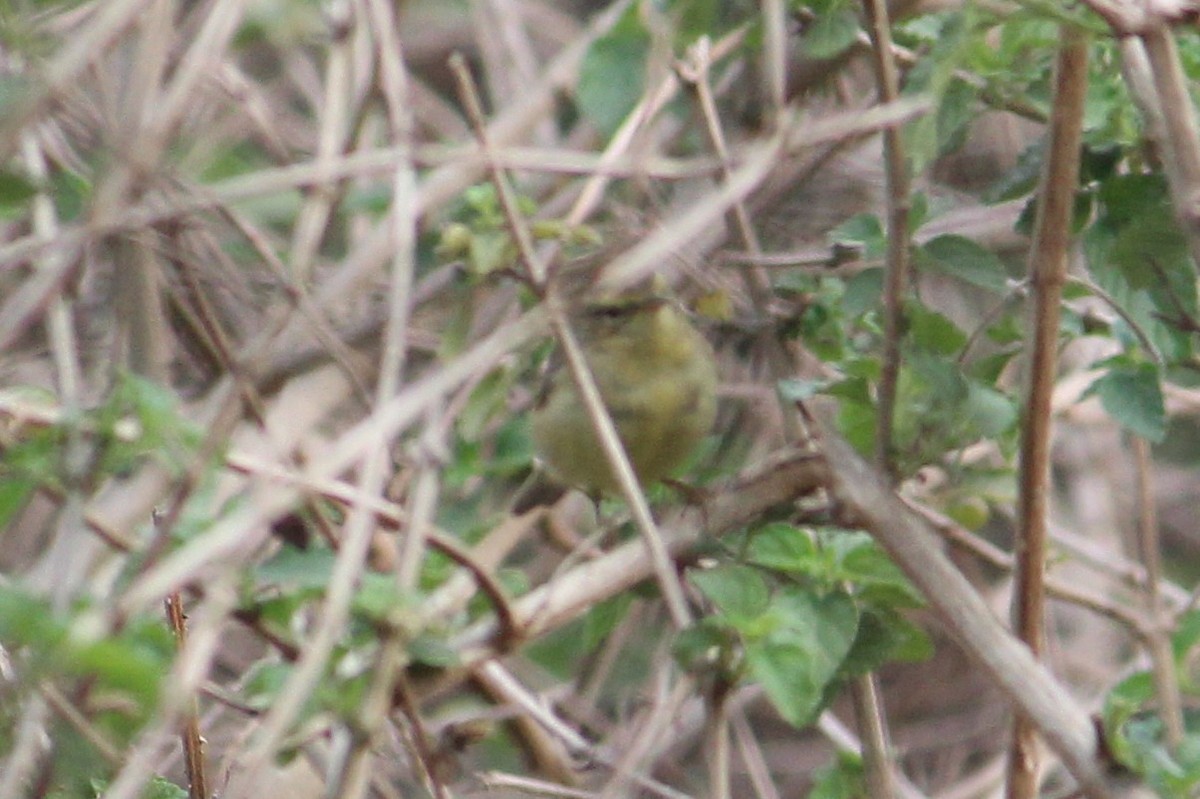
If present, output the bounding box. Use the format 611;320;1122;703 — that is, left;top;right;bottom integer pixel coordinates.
3;1;1200;798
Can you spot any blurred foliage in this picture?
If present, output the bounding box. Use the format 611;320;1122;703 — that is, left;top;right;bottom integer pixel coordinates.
1102;610;1200;798
677;527;929;727
3;0;1200;795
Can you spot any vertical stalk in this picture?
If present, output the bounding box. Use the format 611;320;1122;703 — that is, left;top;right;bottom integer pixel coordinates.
859;0;909;794
862;0;912;479
1007;25;1089;799
1130;436;1184;748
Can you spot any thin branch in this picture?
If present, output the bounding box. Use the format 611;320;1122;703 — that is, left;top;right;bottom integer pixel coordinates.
287;0;358;284
446;449;826;660
449;51;693;629
1129;436;1184;748
862;0;912;481
730;709;782;799
120;308;546;613
1137;22;1200;268
1008;25;1089;799
818;425;1112;799
859;0;911;791
706;691;731;799
164;594;208;799
678;37;806;444
910;500;1157;636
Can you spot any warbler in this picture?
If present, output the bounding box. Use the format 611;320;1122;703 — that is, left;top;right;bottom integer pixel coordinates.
514;285;719;512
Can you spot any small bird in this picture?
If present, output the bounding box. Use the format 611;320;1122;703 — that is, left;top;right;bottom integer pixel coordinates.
514;284;719;512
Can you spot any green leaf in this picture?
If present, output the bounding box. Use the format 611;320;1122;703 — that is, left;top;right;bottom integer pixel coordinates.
919;234;1011;292
906;305;967;356
842;268;885;317
73;635;165;708
745;523;821;573
1108;212;1187;291
828;531;924;606
353;572;409;622
407;633;459;668
829;213;885;258
256;547;336;590
1174;610;1200;692
1084;363;1166;442
581;594;634;651
0;472;36;528
808;751;865;799
243;661;293;711
985;137;1045;203
577;7;649;137
800;8;860;59
1097;173;1170;224
0;168;36;215
674;618;739;674
690;564;771;622
842;608;932;675
965;380;1018;438
936;77;978;156
0;587;169;712
836;396;876;457
143;777;189;799
745;588;858;727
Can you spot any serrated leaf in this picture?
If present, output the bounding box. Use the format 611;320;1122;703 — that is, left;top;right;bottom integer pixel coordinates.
828;532;924;606
800;8;860;59
842;607;932;674
965;380;1018;437
985;137;1046;203
745;589;858;727
577;8;649;137
143;777;190;799
1085;364;1166;442
745;524;820;573
690;564;770;622
906;306;967;356
836;397;876;456
829;213;885;258
936;77;977;155
842;268;884;317
919;234;1010;292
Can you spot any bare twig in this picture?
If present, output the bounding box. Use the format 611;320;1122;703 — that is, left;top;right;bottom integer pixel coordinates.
862;0;912;483
1008;25;1088;799
449;51;693;628
1136;20;1200;267
165;593;208;799
288;0;359;283
678;37;806;444
818;425;1112;799
1129;436;1184;748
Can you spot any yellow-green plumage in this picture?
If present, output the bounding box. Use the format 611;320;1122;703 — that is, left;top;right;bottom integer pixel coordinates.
529;296;718;500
